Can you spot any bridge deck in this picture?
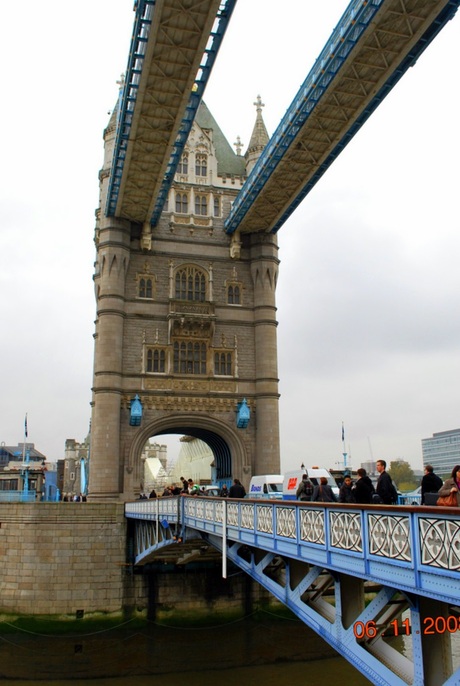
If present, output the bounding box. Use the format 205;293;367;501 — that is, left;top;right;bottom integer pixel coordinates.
125;496;460;686
225;0;460;234
106;0;236;225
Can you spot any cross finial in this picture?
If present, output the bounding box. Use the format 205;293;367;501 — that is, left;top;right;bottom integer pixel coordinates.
254;95;265;112
234;135;243;156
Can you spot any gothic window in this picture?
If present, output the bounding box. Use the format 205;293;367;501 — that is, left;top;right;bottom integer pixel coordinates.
175;193;188;213
194;194;207;216
214;351;233;376
147;348;166;373
173;341;207;375
195;153;207;177
214;196;220;217
139;277;153;299
175;266;206;302
227;284;241;305
178;152;188;175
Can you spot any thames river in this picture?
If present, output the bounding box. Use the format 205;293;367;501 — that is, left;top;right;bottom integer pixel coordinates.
0;613;371;685
3;661;371;686
3;610;457;684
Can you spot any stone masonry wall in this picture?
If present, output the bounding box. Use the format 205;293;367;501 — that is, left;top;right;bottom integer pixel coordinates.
0;503;273;621
0;503;128;616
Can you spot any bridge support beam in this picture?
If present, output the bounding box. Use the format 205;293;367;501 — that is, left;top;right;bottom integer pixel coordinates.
418;597;453;686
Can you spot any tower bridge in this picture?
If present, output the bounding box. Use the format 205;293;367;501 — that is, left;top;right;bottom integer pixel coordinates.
89;0;459;500
126;495;460;686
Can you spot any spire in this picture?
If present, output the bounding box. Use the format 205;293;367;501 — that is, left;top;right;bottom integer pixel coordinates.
245;95;269;174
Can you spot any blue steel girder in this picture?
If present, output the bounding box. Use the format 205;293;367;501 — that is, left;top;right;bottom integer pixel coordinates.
106;0;237;226
203;534;457;686
125;497;460;685
127;496;181;562
224;0;460;235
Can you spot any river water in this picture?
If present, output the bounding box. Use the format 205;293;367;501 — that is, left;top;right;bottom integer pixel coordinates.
0;613;370;685
6;653;460;686
3;661;370;686
3;611;458;685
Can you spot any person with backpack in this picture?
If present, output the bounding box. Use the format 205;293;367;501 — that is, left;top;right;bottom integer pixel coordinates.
296;472;314;501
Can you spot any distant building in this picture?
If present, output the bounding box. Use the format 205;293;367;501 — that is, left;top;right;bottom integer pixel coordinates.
421;429;460;476
169;436;215;485
0;443;47;500
140;441;168;493
63;438;90;498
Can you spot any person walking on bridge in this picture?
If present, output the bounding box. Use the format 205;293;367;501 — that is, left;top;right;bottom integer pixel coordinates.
312;477;337;503
437;465;460;506
353;468;375;504
376;460;398;504
421;465;442;504
229;479;246;498
296;472;314;501
338;475;356;503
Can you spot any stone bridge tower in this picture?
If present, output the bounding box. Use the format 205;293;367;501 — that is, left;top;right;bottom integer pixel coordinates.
90;100;280;500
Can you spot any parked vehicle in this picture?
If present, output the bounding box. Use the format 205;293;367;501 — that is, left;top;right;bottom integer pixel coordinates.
283;468;339;500
247;474;284;499
200;485;221;496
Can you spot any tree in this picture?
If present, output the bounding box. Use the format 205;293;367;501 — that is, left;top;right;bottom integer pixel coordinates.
388;460;418;492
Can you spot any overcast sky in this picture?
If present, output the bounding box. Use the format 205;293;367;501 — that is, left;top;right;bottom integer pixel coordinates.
1;1;459;472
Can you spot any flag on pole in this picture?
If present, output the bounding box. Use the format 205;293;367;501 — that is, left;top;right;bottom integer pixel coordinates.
24;414;28;438
341;422;344;443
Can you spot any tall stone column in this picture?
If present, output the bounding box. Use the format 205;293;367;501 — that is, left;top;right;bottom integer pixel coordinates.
250;233;280;475
89;217;130;500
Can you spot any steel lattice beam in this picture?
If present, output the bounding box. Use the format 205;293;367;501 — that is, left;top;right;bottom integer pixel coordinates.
224;0;460;234
106;0;237;226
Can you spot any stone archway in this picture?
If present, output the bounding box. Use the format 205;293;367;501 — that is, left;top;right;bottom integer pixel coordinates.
124;414;249;499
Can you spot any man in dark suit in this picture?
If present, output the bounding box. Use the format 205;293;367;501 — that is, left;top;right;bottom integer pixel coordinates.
421;465;442;504
376;460;398;505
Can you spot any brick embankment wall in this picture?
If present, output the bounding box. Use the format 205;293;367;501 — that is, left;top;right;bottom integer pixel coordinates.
0;503;130;616
0;504;287;623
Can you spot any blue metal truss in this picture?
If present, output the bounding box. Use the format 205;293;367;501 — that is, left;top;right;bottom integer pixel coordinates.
149;0;238;228
126;497;460;686
106;0;156;218
106;0;238;223
224;0;460;235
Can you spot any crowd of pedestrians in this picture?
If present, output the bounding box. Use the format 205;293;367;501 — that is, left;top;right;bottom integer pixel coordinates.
293;461;454;507
138;477;246;499
137;463;458;507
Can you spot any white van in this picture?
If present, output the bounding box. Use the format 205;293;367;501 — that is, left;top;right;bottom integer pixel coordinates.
283;468;339;500
247;474;284;499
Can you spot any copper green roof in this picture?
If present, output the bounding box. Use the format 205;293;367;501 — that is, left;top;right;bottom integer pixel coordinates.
196;101;246;178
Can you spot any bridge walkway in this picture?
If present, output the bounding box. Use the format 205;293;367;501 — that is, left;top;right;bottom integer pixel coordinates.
125;496;460;686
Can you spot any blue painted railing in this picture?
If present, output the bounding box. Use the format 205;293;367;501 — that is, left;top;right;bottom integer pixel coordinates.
126;497;460;686
126;496;459;603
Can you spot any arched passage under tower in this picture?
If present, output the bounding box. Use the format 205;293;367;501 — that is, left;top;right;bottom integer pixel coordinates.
124;415;249;499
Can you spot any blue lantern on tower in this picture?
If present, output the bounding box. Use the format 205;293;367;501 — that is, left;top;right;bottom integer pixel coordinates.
236;398;250;429
129;394;143;426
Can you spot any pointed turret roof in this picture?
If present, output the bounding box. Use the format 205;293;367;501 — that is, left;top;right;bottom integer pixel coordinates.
245;95;269;173
195;101;246;177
